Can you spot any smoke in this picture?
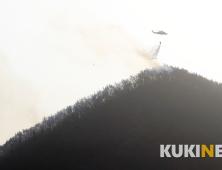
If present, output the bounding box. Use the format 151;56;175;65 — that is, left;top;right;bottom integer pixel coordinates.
78;24;159;70
0;0;165;145
0;54;42;145
151;64;173;73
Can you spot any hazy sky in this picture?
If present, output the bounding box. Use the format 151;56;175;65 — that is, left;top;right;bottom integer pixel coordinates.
0;0;221;145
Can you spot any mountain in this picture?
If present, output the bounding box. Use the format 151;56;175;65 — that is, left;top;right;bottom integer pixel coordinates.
1;66;222;169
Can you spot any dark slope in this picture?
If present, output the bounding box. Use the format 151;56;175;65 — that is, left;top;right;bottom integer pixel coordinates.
1;67;222;169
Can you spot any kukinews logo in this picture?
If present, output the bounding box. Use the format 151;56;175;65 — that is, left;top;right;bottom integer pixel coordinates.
160;145;222;158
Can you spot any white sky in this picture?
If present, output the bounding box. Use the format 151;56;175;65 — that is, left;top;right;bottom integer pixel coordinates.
0;0;222;145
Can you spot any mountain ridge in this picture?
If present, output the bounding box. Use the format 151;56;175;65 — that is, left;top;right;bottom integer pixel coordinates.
1;66;222;169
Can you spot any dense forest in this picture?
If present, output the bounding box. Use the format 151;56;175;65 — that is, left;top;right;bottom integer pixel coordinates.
1;66;222;169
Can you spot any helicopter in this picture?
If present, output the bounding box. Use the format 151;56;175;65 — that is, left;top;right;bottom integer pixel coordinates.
152;30;167;35
150;30;167;59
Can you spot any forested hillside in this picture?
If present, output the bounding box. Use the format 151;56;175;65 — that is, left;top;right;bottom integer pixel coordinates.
1;66;222;169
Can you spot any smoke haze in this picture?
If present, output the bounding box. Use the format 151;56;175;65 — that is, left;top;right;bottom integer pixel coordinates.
0;54;41;145
0;0;163;145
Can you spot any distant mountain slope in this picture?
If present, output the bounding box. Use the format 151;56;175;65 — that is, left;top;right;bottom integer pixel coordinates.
1;66;222;169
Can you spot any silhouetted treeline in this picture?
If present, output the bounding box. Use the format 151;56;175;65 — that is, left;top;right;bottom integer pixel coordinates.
1;66;222;169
